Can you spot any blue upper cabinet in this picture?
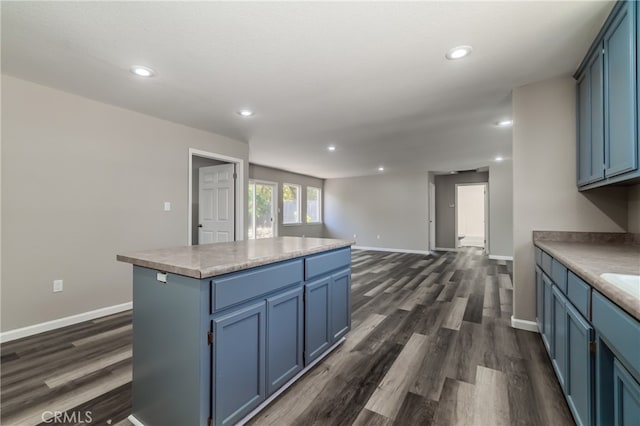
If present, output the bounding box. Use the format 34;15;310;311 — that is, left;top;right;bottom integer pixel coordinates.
604;1;637;178
577;47;605;185
576;1;639;189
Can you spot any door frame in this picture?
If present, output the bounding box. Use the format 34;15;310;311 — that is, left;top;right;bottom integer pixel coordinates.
248;179;279;239
188;148;245;245
428;180;436;251
454;182;489;250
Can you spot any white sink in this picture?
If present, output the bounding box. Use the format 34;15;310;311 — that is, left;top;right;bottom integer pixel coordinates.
600;273;640;299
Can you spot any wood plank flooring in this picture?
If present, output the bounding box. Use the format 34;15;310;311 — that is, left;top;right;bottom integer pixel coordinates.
1;248;575;426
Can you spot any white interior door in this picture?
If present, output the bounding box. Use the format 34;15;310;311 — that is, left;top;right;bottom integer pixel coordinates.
199;164;235;244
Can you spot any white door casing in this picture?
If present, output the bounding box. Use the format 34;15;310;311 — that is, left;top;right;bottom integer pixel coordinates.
199;164;235;244
429;182;436;251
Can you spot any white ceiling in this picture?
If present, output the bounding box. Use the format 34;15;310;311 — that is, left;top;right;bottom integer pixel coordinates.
1;1;613;179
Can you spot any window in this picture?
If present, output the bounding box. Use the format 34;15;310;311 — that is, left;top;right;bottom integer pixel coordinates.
283;183;301;224
306;187;322;223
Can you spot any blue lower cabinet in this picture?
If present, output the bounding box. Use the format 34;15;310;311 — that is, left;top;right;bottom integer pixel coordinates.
613;359;640;426
542;274;553;353
330;269;351;342
552;285;568;390
304;277;332;364
565;303;594;426
535;267;544;334
266;287;303;396
213;301;266;426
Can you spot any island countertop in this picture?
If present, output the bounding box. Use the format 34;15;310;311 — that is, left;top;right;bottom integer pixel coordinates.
533;232;640;321
117;236;354;279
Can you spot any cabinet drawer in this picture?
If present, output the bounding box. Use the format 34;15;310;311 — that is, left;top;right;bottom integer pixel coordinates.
542;251;553;276
305;248;351;281
211;259;303;312
535;247;543;267
551;259;568;293
593;291;640;378
567;272;591;319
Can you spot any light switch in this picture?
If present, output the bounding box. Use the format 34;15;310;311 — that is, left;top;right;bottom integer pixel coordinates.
164;202;171;211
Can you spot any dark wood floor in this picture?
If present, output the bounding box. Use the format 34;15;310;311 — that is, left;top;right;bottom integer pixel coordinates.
1;248;575;426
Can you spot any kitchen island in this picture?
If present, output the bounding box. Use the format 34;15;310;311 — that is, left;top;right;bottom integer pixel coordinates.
117;237;353;426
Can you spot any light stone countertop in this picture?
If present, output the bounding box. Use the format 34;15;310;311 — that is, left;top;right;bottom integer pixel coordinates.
533;238;640;321
117;237;354;279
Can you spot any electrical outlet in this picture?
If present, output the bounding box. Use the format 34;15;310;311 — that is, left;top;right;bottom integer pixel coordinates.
163;202;171;211
377;235;381;239
53;279;63;293
353;234;357;239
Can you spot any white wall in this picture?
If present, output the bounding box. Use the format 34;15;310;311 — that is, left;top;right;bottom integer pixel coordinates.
512;76;628;323
457;184;485;238
489;160;514;258
324;173;429;252
1;75;249;331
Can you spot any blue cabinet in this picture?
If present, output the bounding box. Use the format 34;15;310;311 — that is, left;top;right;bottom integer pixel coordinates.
330;269;351;342
542;273;553;353
577;47;605;185
575;0;639;189
125;244;352;426
213;301;266;426
304;276;332;363
535;266;544;334
613;359;640;426
566;302;595;426
266;287;303;396
304;268;352;364
535;248;596;426
552;285;568;390
604;0;637;178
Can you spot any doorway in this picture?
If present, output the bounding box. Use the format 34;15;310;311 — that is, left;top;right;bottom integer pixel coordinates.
248;180;278;239
455;183;488;249
188;148;245;245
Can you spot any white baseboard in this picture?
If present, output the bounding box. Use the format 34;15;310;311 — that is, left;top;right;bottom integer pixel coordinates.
433;247;459;252
0;302;132;343
128;415;145;426
353;245;431;255
510;316;539;332
489;255;514;261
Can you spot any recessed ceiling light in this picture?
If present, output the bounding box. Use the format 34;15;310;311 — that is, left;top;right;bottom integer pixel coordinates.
445;45;473;60
495;156;504;162
378;166;385;172
496;119;513;127
130;65;155;78
238;109;254;117
449;171;458;174
328;145;336;152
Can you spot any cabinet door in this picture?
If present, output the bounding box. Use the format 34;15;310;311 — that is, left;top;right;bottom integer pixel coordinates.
304;277;332;364
213;301;266;426
566;303;594;426
542;274;553;353
613;359;640;426
330;269;351;342
577;48;605;186
552;285;567;390
266;287;303;396
604;1;637;178
535;267;544;333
